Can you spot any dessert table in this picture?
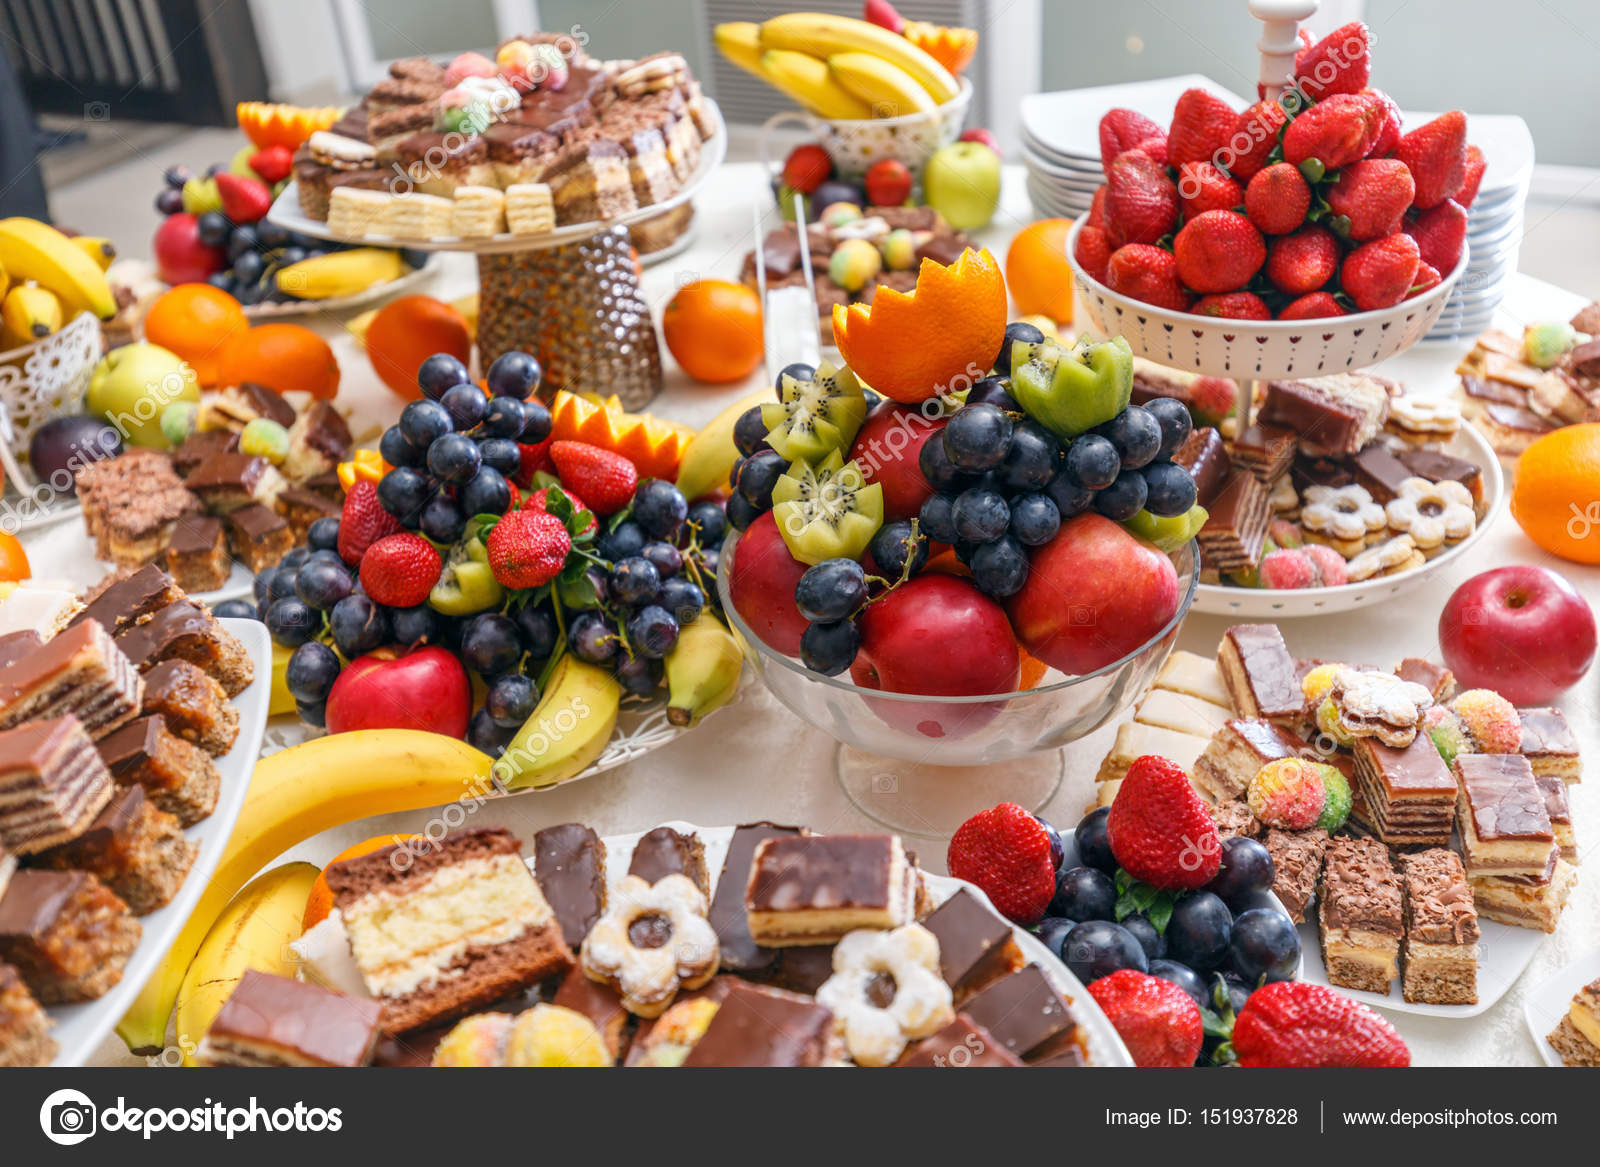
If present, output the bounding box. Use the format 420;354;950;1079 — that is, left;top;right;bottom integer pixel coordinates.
67;162;1598;1067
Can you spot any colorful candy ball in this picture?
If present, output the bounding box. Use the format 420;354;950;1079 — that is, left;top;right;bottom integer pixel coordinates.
1450;688;1521;754
1248;756;1329;830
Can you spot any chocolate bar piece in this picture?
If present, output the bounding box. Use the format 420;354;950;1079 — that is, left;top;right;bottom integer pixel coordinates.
1172;426;1231;507
1396;447;1483;510
895;1013;1025;1067
680;979;834;1067
140;660;237;756
71;565;184;636
32;784;194;914
0;619;143;738
628;825;707;895
224;504;293;575
0;869;139;1003
1518;707;1580;783
960;965;1082;1063
1197;470;1269;572
1218;624;1301;723
1351;734;1457;846
183;452;285;512
1399;848;1479;1006
1230;422;1296;485
920;887;1023;1002
115;601;254;696
162;514;231;592
1394;657;1455;701
0;961;55;1065
532;823;606;950
1453;753;1554;878
1262;827;1327;923
1261;374;1389;456
1353;444;1413;503
745;834;916;947
1318;836;1402;994
709;822;803;973
1193;718;1309;802
97;714;220;826
0;716;113;855
199;970;383;1067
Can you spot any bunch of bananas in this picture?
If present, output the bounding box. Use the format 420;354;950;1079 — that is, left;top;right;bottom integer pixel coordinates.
716;12;959;120
0;219;117;351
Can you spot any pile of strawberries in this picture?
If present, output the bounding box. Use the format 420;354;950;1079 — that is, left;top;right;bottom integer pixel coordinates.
1075;21;1482;321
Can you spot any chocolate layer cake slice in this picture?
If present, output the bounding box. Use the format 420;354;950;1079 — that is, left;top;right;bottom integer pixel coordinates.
198;970;384;1067
1218;624;1301;723
0;961;55;1066
1230;421;1296;484
74;449;201;566
32;784;194;914
1262;827;1327;922
0;620;143;738
546;139;637;224
0;869;139;1002
1548;977;1600;1067
1399;848;1479;1005
1453;753;1554;877
140;660;237;756
1197;470;1269;575
0;716;113;855
97;714;220;826
1351;734;1457;845
1194;718;1310;802
326;827;572;1034
1518;707;1580;783
745;834;917;947
1318;836;1402;994
224;504;293;575
162;514;231;592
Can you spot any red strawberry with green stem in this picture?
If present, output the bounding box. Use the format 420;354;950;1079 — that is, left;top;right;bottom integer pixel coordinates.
360;532;442;608
1408;198;1467;273
1167;88;1236;169
1340;233;1420;310
1173;210;1265;294
1089;970;1204;1068
485;508;572;588
1324;158;1414;240
1176;161;1242;222
1222;100;1288;183
1106;754;1221;889
1394;110;1467;209
1293;21;1371;100
1278;290;1346;319
1407;261;1443;299
1103;151;1178;247
1098;108;1165;177
1244;162;1311;235
1222;980;1410;1067
1105;244;1190;312
548;440;638;515
337;478;404;566
946;802;1056;925
1281;92;1385;174
1364;88;1403;158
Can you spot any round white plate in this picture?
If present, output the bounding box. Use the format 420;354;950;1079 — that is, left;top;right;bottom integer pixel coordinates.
49;617;270;1065
1194;423;1505;618
1523;946;1600;1065
238;252;442;319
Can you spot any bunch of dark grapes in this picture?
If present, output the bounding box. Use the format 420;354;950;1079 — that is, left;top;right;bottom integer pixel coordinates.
791;520;927;676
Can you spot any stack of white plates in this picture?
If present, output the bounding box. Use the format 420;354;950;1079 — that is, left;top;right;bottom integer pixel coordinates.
1019;75;1247;220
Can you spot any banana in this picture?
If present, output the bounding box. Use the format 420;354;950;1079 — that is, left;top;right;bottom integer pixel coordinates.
276;247;406;299
0;258;9;301
0;283;62;350
0;218;116;319
828;51;937;115
675;388;771;504
70;235;116;272
759;12;959;105
759;50;873;120
117;730;498;1054
494;654;621;790
171;862;320;1065
714;22;765;76
664;614;743;727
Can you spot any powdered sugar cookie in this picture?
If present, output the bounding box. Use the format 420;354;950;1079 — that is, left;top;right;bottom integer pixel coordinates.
1301;484;1386;557
1385;477;1475;557
815;924;953;1066
1345;534;1417;581
580;873;719;1018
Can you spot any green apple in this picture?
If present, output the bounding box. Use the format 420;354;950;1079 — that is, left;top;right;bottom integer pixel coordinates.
921;142;1001;230
87;342;199;448
181;176;222;216
228;144;258;178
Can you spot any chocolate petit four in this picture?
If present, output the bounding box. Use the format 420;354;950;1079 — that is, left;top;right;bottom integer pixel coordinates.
162;514;232;592
680;979;835;1067
183;452;285;513
0;716;114;855
0;868;140;1003
1470;855;1578;933
32;784;194;914
1350;733;1457;845
920;886;1023;1002
96;714;220;826
74;449;200;566
0;619;144;738
893;1013;1025;1067
1518;707;1580;783
115;601;254;696
709;821;802;974
223;504;294;574
1197;470;1269;576
532;822;607;951
1318;836;1403;994
1453;753;1554;878
628;824;708;895
1262;827;1327;923
1260;374;1390;456
0;960;55;1065
1535;773;1577;863
1218;624;1301;724
198;970;384;1067
140;660;237;756
71;564;184;635
745;834;918;947
959;964;1084;1064
1399;848;1479;1006
1230;421;1297;485
1172;426;1232;507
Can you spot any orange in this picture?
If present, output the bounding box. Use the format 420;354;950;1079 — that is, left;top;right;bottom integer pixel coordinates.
216;322;340;400
1017;647;1048;691
832;247;1007;403
1005;218;1076;324
235;102;341;151
904;22;978;76
662;280;763;384
0;533;29;582
303;833;421;931
1511;423;1600;564
363;294;472;400
142;284;248;386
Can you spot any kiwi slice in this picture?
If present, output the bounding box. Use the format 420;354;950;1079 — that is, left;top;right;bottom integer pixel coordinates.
770;449;884;565
761;360;869;464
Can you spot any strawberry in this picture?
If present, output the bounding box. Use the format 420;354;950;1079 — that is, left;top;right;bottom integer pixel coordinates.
1243;163;1310;235
1193;291;1270;320
1229;981;1410;1067
1107;754;1220;889
486;509;572;588
1088;970;1204;1068
946;802;1055;924
1098;108;1164;177
1073;224;1112;284
515;437;554;487
1104;244;1190;312
359;533;442;608
1265;225;1340;295
1456;145;1487;208
1407;261;1443;299
247;145;293;184
526;483;598;535
1167;88;1236;169
1086;184;1108;231
1293;21;1371;100
1408;198;1467;273
1324;158;1414;240
1394;110;1467;209
1339;233;1420;311
1224;100;1289;182
1281;92;1385;172
1173;210;1264;294
1363;88;1403;158
781;144;832;195
1176;161;1242;222
548;441;637;515
862;0;905;34
1103;151;1178;248
214;171;272;223
337;478;404;566
1190;376;1238;427
1132;135;1167;168
1278;290;1346;319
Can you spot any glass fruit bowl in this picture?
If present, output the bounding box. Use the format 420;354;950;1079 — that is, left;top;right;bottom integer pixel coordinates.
716;533;1199;838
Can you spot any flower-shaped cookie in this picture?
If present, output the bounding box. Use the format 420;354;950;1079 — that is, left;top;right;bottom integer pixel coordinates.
1385;477;1475;553
580;873;719;1018
1345;533;1421;581
1387;396;1462;437
815;924;954;1066
1301;484;1387;549
1327;667;1434;747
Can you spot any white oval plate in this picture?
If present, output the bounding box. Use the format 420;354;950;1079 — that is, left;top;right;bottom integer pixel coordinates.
238;253;442;319
1523;947;1600;1065
48;617;270;1065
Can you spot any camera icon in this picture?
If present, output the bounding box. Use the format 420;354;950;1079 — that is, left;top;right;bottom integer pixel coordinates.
870;772;897;795
1069;605;1095;626
39;1089;97;1145
83;102;110;122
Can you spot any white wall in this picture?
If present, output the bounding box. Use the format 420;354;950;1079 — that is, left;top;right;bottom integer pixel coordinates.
246;0;347;101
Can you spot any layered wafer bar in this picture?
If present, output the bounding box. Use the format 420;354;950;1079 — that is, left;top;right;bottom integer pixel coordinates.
115;602;253;696
895;1013;1025;1067
1351;734;1457;845
709;822;802;974
1263;827;1327;923
1230;421;1296;485
1535;774;1577;863
71;565;184;635
1318;836;1402;994
0;716;113;855
140;660;237;756
0;961;54;1066
1518;707;1580;783
745;834;917;947
1134;687;1234;738
1094;720;1210;787
1399;849;1479;1005
326;827;572;1034
1454;753;1554;878
921;887;1024;1003
1197;470;1269;574
1218;624;1301;724
224;504;293;574
33;784;193;914
1470;856;1577;933
0;619;143;737
162;514;231;592
1193;718;1310;803
1172;426;1231;507
96;714;220;826
532;822;606;950
1154;649;1231;708
0;869;139;1002
680;979;834;1067
628;824;707;895
0;631;39;671
198;970;384;1067
960;965;1084;1064
1547;978;1600;1067
1260;374;1389;456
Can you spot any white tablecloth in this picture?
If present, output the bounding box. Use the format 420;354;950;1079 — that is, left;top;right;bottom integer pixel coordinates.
70;163;1597;1066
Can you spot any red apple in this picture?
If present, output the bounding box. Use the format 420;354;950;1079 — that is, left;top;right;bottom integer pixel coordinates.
782;143;832;195
1007;513;1181;675
326;644;471;737
848;402;945;522
865;158;913;206
851;573;1020;739
152;211;225;285
1438;565;1596;704
960;127;1001;154
728;509;810;656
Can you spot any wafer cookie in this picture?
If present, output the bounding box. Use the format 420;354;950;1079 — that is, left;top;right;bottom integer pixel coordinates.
452;186;506;238
381;192;453;239
326;188;389;238
504;183;556;235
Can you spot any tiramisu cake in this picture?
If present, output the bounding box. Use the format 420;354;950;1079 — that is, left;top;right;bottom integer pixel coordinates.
1318;836;1403;994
